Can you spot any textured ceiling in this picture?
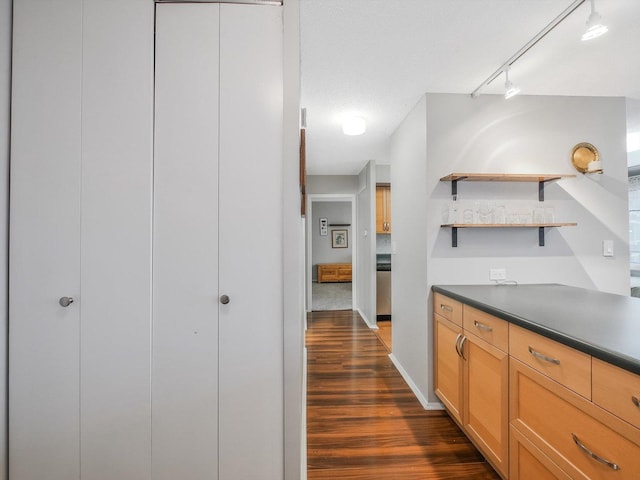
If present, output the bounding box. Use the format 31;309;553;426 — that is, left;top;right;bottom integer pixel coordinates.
300;0;640;174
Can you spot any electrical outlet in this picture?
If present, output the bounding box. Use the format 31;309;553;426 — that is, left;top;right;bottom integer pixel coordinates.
490;268;507;281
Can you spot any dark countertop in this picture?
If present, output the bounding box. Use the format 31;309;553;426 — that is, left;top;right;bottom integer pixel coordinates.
432;284;640;376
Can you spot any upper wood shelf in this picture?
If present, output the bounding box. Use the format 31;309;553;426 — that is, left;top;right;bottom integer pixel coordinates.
440;173;576;183
440;173;576;201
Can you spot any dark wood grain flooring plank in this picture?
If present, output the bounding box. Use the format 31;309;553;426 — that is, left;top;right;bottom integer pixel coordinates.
306;310;499;479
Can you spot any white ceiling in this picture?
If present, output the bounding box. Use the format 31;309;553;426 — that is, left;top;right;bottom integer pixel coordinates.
300;0;640;175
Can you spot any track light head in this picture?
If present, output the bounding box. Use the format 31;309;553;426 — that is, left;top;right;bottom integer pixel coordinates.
503;67;520;99
582;0;608;41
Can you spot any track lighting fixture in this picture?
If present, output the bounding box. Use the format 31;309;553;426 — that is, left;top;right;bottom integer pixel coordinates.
503;67;520;100
470;0;609;99
581;0;608;41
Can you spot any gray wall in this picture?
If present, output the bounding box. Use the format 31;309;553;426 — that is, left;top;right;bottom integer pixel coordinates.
307;174;358;194
376;164;390;183
389;96;429;404
311;202;352;281
0;0;9;476
282;0;303;478
391;93;630;406
628;98;640;168
356;161;376;326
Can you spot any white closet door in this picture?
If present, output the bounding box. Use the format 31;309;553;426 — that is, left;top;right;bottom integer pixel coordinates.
218;5;283;479
80;1;154;478
9;1;82;479
153;4;220;479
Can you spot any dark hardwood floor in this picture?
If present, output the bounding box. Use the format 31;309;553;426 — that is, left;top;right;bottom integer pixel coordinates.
306;310;500;479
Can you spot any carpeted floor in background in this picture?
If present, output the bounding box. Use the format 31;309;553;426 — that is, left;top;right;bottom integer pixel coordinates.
312;282;352;311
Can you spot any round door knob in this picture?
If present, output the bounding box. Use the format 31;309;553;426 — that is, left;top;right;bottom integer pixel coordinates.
59;297;74;307
220;295;230;305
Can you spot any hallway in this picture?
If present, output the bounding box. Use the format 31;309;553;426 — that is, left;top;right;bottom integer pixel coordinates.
306;310;499;479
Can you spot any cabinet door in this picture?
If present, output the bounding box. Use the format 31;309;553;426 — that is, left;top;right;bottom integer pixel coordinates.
376;186;386;233
218;6;283;478
376;185;391;233
154;4;283;480
463;333;509;478
153;5;220;479
434;314;463;424
9;2;82;478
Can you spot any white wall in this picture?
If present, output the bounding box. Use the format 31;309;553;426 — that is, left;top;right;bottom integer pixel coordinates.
311;202;352;279
391;92;630;406
282;0;303;478
356;161;376;326
627;98;640;168
389;96;430;406
307;174;357;194
376;164;390;183
0;0;9;477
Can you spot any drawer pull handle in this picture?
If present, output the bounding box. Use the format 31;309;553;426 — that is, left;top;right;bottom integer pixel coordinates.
440;304;453;313
459;336;467;360
632;396;640;408
454;333;462;357
571;433;620;471
528;346;560;365
473;320;493;332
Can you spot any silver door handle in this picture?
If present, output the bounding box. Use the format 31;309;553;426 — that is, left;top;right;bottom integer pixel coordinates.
473;320;493;332
571;433;620;471
220;295;230;305
59;297;74;307
454;333;462;357
528;346;560;365
459;335;467;360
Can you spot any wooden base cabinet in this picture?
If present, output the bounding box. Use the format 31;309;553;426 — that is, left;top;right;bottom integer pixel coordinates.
435;290;640;480
434;313;463;424
509;426;572;480
510;358;640;479
463;332;509;478
433;296;509;478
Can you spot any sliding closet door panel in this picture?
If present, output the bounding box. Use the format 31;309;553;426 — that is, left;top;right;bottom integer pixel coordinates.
80;1;154;478
219;5;284;479
153;4;220;480
9;1;82;479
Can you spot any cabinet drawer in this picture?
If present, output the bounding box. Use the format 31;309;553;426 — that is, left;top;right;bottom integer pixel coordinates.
463;305;508;352
593;358;640;429
510;358;640;480
509;324;591;398
509;425;572;480
433;293;462;326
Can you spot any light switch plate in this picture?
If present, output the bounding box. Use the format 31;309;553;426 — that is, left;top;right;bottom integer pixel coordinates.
603;240;614;257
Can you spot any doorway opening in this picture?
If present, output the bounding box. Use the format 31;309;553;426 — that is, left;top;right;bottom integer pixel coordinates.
306;195;356;312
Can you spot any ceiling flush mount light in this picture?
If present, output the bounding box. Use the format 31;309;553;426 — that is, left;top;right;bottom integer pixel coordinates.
503;67;520;100
582;0;608;41
342;115;366;136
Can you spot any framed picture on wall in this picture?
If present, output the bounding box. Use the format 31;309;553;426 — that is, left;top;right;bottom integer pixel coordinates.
331;229;348;248
319;218;328;236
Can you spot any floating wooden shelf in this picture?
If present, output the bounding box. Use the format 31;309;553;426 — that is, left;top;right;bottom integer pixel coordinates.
441;223;578;247
441;223;577;228
440;173;576;201
440;173;575;183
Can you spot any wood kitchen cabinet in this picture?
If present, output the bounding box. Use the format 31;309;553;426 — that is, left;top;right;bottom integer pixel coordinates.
376;184;392;233
433;296;509;478
461;306;509;479
434;313;463;424
433;284;640;480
